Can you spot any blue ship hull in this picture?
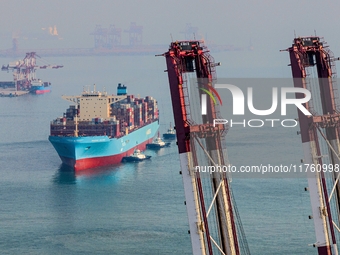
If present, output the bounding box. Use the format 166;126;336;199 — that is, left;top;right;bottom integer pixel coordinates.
30;85;51;94
49;121;159;170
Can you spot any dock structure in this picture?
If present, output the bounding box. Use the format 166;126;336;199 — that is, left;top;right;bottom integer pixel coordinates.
0;88;29;97
0;24;245;58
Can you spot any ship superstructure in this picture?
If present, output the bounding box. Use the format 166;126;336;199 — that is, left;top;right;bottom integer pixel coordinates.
49;83;159;170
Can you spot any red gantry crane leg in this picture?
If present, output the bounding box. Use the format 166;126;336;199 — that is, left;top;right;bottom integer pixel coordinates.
284;36;340;255
162;41;250;255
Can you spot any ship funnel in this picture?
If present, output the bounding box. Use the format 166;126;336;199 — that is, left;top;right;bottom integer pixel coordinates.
117;83;127;95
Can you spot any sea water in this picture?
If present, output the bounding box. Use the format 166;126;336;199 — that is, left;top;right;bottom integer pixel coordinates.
0;54;316;254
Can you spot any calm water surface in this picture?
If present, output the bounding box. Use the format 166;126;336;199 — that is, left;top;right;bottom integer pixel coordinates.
0;55;315;254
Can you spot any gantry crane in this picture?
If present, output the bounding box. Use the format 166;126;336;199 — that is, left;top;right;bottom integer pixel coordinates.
284;36;340;255
1;52;63;91
162;40;250;255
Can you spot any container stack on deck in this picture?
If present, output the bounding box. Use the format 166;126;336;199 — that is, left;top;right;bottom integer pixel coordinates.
145;96;158;121
50;93;158;138
134;102;143;127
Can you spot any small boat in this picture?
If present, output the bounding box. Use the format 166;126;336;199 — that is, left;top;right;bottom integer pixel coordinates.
162;123;176;140
121;149;151;162
146;137;171;150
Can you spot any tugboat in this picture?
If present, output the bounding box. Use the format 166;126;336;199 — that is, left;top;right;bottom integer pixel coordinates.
121;149;151;162
146;136;171;150
162;123;176;140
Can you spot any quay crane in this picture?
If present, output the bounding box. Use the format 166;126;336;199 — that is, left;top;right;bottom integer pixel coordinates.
283;36;340;255
1;52;63;91
161;40;250;255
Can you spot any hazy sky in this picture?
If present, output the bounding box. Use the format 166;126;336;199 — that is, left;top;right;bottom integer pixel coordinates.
1;0;340;72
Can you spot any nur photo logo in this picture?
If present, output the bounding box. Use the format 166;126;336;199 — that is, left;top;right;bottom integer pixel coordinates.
200;81;312;128
200;84;223;115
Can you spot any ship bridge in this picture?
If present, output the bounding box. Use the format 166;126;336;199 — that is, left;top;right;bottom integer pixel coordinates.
62;84;127;121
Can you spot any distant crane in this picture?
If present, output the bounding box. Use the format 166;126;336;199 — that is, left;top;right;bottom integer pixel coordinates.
283;36;340;255
1;52;63;91
90;25;107;49
124;22;143;46
180;23;200;40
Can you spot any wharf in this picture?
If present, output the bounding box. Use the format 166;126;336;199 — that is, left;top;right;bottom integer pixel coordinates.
0;88;29;97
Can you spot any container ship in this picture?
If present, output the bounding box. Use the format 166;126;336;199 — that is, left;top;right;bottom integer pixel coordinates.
30;79;51;94
49;83;159;170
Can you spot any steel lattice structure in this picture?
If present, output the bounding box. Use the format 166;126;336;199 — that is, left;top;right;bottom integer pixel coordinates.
162;41;250;255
